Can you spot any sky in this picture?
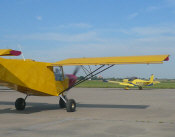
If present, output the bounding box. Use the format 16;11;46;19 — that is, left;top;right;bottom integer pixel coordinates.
0;0;175;78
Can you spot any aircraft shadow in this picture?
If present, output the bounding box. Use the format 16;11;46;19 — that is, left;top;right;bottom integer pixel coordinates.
0;89;14;92
0;101;60;114
77;103;149;109
103;88;156;91
0;101;149;114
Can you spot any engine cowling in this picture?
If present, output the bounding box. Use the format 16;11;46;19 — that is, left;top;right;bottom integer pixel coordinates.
66;74;77;87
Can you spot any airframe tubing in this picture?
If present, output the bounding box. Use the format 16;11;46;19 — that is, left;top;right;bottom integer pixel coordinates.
73;65;114;87
59;64;114;95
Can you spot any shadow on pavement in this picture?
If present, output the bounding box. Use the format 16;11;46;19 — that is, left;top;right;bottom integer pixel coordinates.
0;101;60;114
0;101;149;114
77;103;149;109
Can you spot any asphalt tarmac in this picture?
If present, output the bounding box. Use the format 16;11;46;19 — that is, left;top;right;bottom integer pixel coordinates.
0;86;175;137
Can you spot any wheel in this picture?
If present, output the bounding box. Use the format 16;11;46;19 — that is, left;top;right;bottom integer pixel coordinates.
15;98;26;110
139;86;143;90
66;99;76;112
59;97;66;108
124;86;129;90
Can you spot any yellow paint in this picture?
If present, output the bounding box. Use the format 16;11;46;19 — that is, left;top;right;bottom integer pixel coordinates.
0;49;13;56
0;49;169;96
108;74;160;90
52;55;169;66
0;57;68;96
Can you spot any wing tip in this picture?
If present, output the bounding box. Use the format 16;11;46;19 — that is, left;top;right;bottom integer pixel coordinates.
10;50;22;56
164;56;169;61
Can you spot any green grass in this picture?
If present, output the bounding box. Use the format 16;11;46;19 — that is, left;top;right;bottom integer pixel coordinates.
76;80;175;89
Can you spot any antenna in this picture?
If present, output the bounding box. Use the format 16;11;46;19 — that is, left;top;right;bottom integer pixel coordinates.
18;44;26;61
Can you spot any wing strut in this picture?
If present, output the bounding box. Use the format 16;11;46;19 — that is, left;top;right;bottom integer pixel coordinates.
59;64;114;95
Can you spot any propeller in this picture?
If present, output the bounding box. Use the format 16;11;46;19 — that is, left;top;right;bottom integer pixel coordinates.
73;66;80;75
66;66;80;87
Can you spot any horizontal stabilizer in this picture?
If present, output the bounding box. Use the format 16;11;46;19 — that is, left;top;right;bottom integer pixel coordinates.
0;49;21;56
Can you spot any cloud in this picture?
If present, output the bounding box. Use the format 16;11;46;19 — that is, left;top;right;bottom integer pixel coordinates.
127;12;139;19
120;26;175;36
4;31;102;42
59;23;93;29
146;6;160;12
36;16;42;21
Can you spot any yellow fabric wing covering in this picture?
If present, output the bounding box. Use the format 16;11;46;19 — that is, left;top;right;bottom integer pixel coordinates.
108;81;120;84
153;81;160;84
0;49;12;56
51;55;169;66
108;81;134;87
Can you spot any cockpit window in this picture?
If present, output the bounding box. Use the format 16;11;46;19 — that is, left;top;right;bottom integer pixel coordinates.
53;66;64;81
128;77;138;81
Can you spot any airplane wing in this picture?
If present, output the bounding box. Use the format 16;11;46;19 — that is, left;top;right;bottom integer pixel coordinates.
0;49;21;56
51;55;169;66
118;82;135;87
153;81;160;84
108;81;134;87
108;80;120;84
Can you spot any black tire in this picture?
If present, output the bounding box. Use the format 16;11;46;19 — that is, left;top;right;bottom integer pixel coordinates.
59;97;66;108
15;98;26;110
66;99;76;112
139;86;143;90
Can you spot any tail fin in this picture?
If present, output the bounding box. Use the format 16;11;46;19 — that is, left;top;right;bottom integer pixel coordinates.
0;49;21;56
149;74;154;82
123;79;129;82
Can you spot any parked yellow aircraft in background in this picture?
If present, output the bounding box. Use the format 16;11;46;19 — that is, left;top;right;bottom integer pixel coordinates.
0;49;169;112
108;74;160;90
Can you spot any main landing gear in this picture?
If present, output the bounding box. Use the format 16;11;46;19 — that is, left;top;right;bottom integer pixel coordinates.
59;95;76;112
124;86;129;90
15;94;76;112
15;95;28;110
138;86;143;90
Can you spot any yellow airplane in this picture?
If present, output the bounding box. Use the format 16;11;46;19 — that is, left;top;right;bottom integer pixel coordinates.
0;49;169;112
108;74;160;90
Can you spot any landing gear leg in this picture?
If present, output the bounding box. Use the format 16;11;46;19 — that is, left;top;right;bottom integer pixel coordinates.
124;86;129;90
15;95;28;111
59;94;76;112
59;95;67;108
139;86;143;90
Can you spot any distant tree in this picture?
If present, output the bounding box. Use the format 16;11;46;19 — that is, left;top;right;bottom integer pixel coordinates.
78;76;85;80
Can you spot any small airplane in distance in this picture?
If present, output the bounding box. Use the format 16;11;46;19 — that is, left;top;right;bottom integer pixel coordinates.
0;49;169;112
107;74;160;90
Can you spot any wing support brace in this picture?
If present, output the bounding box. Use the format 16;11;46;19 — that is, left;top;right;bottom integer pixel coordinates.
59;64;114;95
